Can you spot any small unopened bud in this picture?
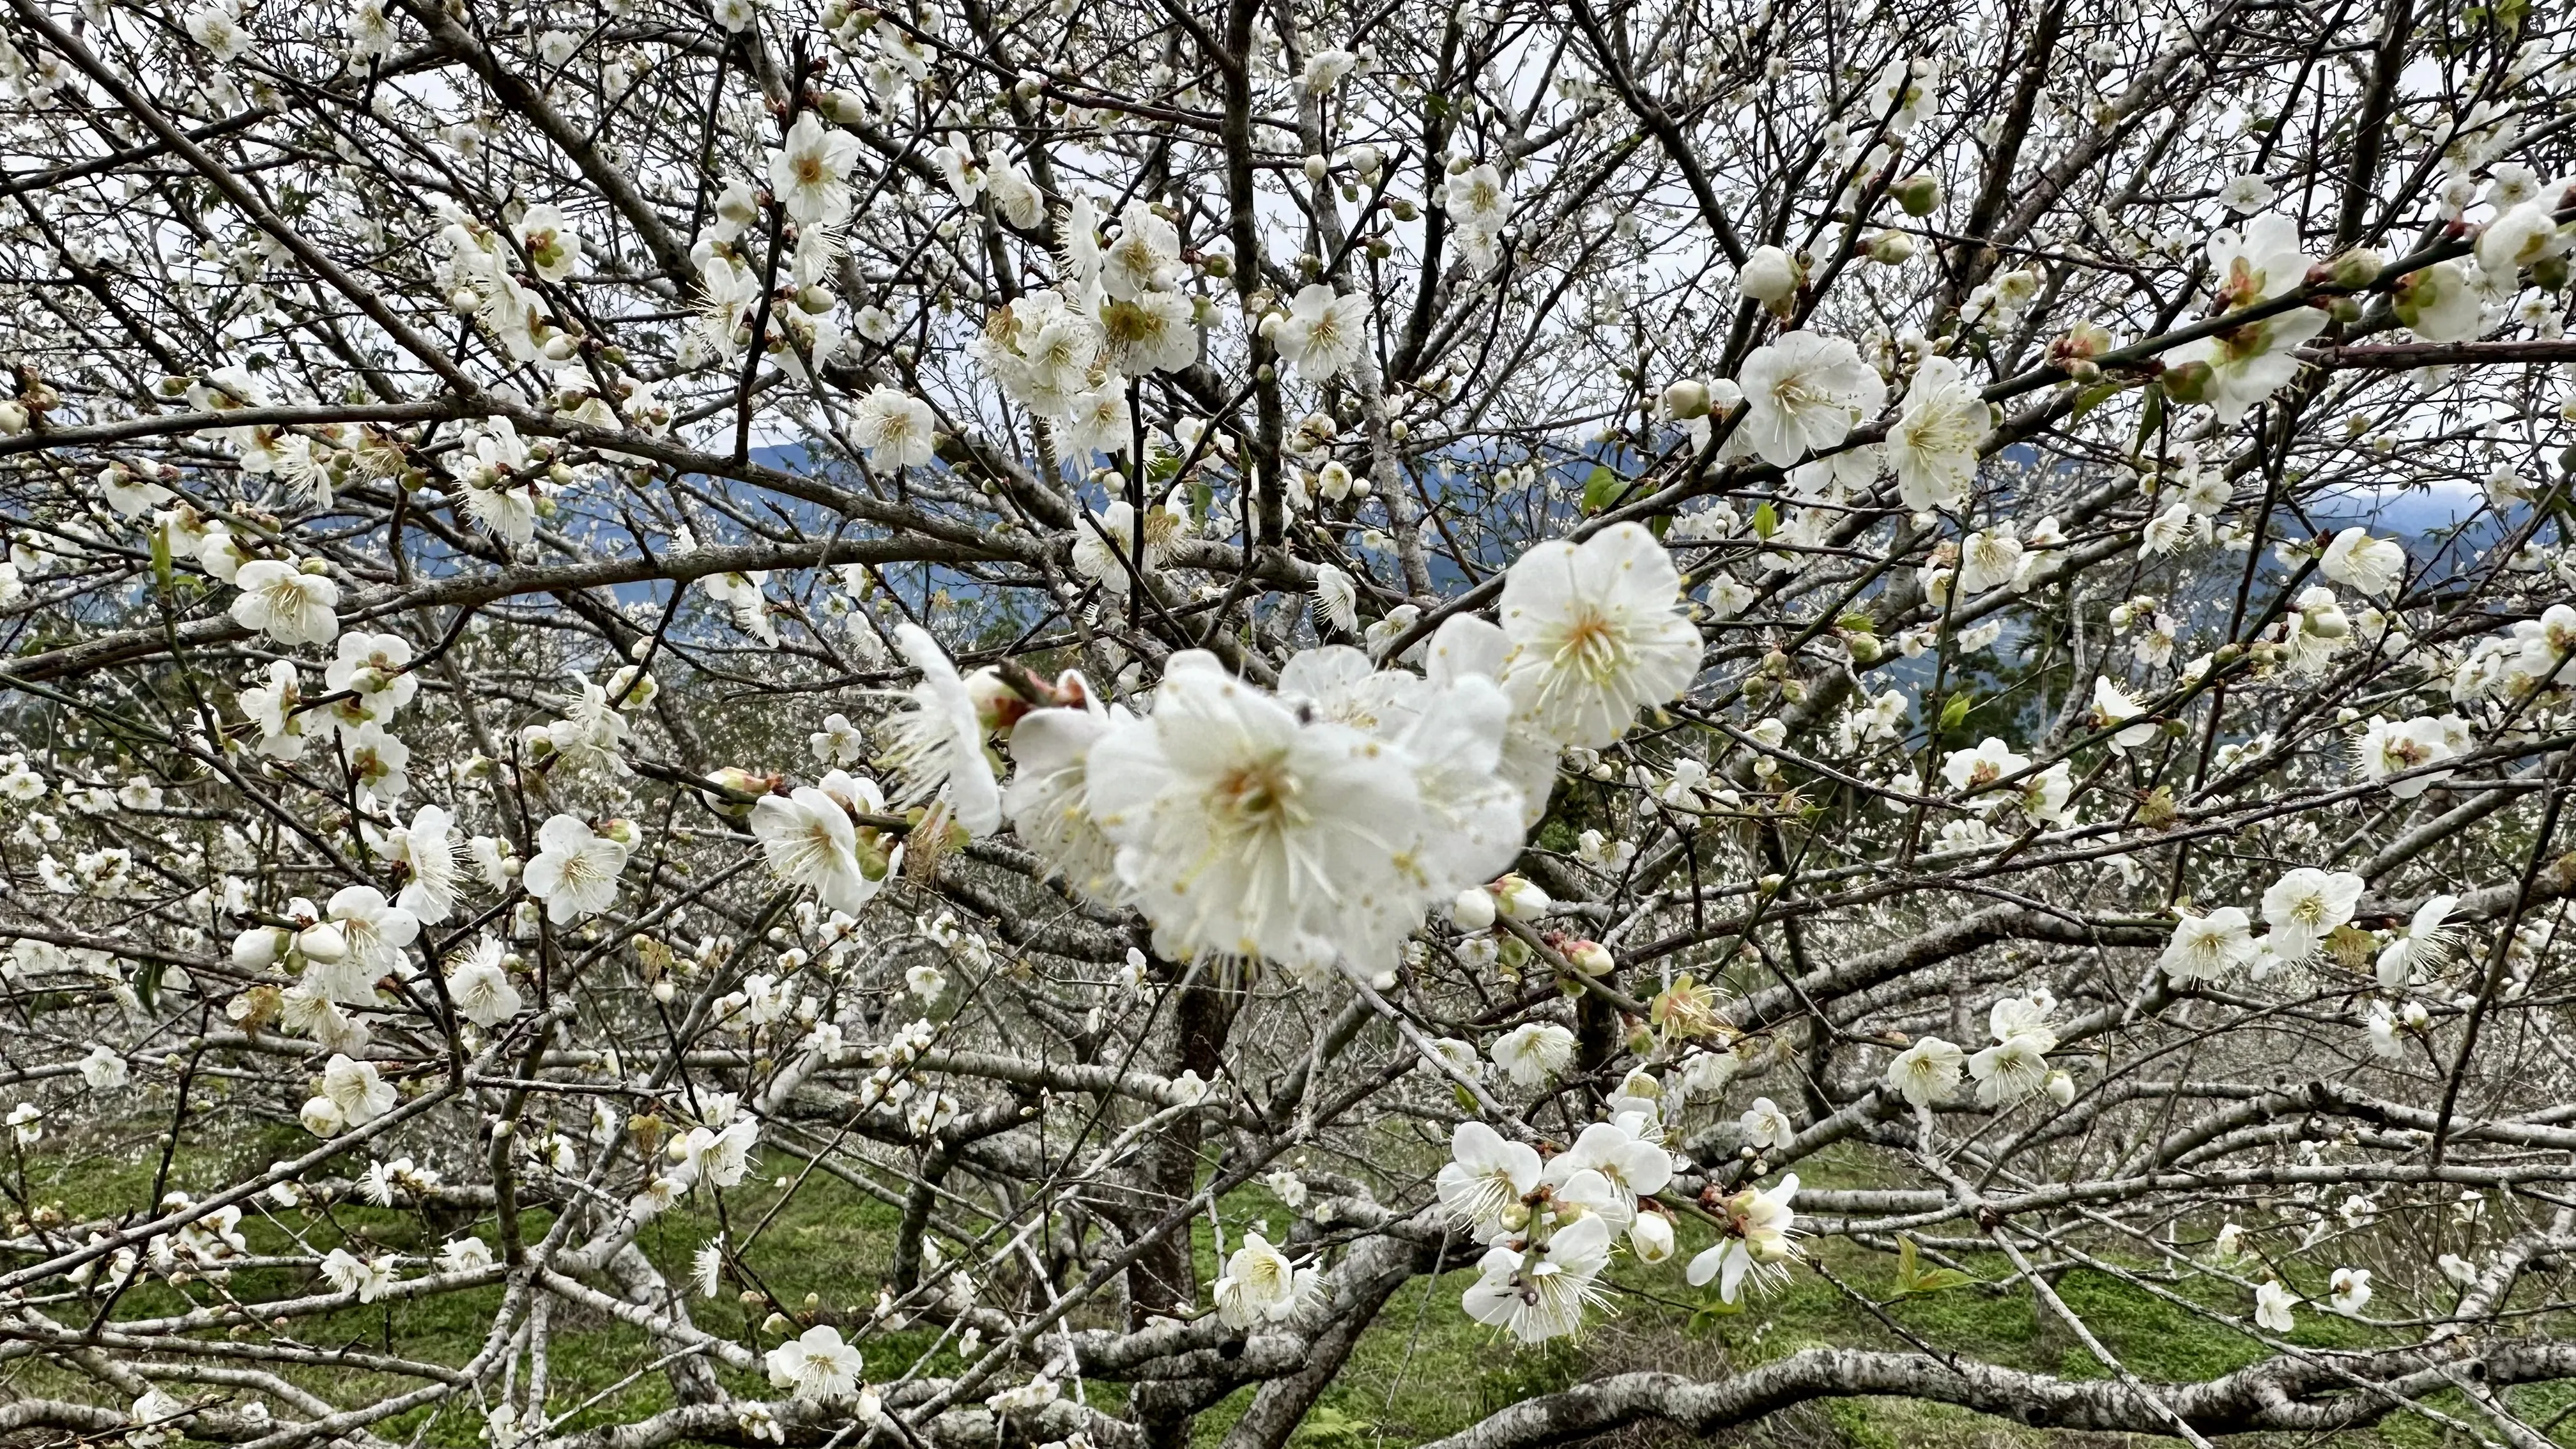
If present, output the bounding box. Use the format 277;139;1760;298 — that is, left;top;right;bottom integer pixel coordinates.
1892;172;1942;217
1662;378;1710;420
1302;153;1329;183
2322;247;2384;290
1866;230;1917;265
1737;244;1798;304
1493;874;1551;920
1564;940;1614;976
2160;359;2214;405
296;921;349;963
1451;887;1497;931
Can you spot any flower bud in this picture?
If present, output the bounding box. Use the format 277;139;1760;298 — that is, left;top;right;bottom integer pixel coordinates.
2322;247;2384;290
1737;244;1798;304
232;926;287;971
2160;360;2214;405
295;921;349;963
1493;874;1551;920
1450;887;1496;931
1302;154;1329;183
0;401;25;436
2044;1070;2075;1107
1866;230;1917;265
965;666;1029;732
1892;172;1942;217
299;1096;346;1136
1662;378;1711;420
1629;1211;1675;1264
1564;939;1614;976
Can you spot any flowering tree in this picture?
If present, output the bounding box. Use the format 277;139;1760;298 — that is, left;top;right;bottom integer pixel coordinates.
7;0;2576;1443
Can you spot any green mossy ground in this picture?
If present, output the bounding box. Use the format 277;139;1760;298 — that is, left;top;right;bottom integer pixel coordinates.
12;1126;2570;1447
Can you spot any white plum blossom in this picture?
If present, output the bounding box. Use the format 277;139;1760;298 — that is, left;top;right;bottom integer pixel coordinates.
765;1325;863;1400
2254;1280;2297;1333
2321;528;2406;597
1687;1174;1802;1303
852;388;938;470
2261;868;2365;961
1884;356;1989;512
388;805;462;924
1739;1097;1795;1153
1735;331;1885;468
2163;907;2258;983
1460;1211;1613;1343
321;1054;398;1125
1438;1121;1543;1240
1885;1038;1965;1106
522;816;629;923
229;561;341;647
1268;284;1370;381
443;939;522;1029
1496;523;1701;750
1084;650;1429;972
1212;1232;1303;1328
2375;894;2460;990
883;624;1002;836
751;779;891;915
1489;1021;1576;1088
769;113;862;227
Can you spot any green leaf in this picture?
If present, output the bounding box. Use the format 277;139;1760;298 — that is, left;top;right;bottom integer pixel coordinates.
1581;464;1626;514
1937;693;1972;733
1188;480;1213;523
2070;380;2124;421
2133;383;2165;448
1751;501;1778;539
1648;512;1673;540
1146;451;1182;483
1686;1292;1747;1334
136;958;165;1015
150;528;173;590
1895;1234;1972;1295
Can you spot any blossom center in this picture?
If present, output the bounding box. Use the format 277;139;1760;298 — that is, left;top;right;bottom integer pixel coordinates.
1551;609;1630;680
1214;756;1301;832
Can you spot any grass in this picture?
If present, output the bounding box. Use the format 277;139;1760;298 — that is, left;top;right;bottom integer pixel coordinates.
15;1126;2576;1447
